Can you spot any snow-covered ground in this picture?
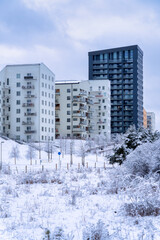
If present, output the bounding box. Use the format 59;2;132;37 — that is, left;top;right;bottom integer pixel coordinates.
0;137;160;239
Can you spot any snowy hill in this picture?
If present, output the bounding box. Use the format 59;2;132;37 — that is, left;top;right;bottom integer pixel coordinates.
0;137;160;239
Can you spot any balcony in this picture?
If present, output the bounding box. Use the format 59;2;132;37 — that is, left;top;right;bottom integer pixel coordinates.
25;95;36;98
72;111;86;117
22;121;34;125
79;89;87;96
2;86;10;90
55;128;59;133
24;112;37;116
72;96;86;103
72;127;85;132
55;89;60;95
24;76;35;80
2;103;10;107
2;95;10;99
79;105;87;111
55;104;60;110
86;99;93;105
22;85;35;89
97;120;106;124
2;121;10;125
80;120;87;125
93;59;108;64
22;103;34;107
55;119;60;125
25;130;36;134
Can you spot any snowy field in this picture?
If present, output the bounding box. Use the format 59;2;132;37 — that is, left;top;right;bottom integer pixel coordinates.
0;137;160;239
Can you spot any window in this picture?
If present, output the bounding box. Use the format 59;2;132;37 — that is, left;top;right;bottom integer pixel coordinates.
42;82;44;87
73;103;77;106
42;74;44;79
102;86;105;90
67;89;71;93
16;74;20;79
67;104;70;108
102;99;105;103
16;100;21;105
67;118;70;122
16;127;20;132
73;88;77;91
16;82;21;87
73;118;77;121
67;126;70;130
67;96;70;100
16;91;21;96
7;78;9;85
16;118;20;123
67;111;70;115
16;109;20;114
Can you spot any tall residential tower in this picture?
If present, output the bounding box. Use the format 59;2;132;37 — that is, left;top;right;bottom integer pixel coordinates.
88;45;143;134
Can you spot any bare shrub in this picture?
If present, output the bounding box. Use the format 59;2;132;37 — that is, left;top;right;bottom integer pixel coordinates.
83;220;110;240
123;200;160;217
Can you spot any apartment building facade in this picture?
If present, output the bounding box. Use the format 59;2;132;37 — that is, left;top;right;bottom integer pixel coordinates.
147;112;155;132
55;80;110;140
88;45;143;134
0;63;55;142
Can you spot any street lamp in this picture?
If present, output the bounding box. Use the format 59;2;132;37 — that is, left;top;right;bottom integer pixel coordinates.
0;141;4;171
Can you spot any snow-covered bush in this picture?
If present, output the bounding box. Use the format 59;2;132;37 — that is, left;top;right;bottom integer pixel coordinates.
109;126;160;165
43;227;74;240
16;171;64;185
124;138;160;178
83;220;110;240
123;200;160;217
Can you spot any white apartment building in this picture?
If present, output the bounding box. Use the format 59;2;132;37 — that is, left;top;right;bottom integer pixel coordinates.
55;80;110;140
147;112;155;132
0;63;55;142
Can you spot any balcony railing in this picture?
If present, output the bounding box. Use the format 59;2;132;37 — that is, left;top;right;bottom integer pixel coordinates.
24;76;35;80
25;130;36;134
24;112;37;116
25;95;36;98
22;85;35;89
55;89;60;95
22;121;34;125
22;103;34;107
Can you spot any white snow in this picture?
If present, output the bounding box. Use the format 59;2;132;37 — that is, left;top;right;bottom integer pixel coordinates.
0;137;160;239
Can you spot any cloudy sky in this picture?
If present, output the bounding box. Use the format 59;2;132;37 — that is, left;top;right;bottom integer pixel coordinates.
0;0;159;130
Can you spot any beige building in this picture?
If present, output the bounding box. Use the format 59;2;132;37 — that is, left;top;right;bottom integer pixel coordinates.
55;80;110;140
143;108;147;128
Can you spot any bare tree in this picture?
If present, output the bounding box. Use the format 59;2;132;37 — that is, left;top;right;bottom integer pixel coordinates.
45;139;52;162
70;139;75;166
10;145;20;165
26;145;36;165
79;141;86;167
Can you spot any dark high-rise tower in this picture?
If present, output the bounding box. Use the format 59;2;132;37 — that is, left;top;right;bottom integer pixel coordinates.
88;45;143;134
